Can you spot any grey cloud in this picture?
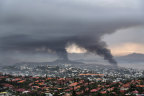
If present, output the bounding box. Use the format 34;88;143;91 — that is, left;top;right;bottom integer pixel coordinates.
0;0;144;65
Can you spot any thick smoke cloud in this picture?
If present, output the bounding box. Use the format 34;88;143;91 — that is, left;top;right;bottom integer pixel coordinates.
0;0;144;65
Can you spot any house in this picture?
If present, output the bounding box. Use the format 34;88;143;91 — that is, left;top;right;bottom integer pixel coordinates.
22;91;30;94
0;92;10;96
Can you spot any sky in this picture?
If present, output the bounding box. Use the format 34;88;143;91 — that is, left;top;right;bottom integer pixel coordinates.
0;0;144;64
103;26;144;56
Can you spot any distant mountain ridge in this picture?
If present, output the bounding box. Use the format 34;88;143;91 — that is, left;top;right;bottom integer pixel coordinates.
12;60;84;67
116;53;144;62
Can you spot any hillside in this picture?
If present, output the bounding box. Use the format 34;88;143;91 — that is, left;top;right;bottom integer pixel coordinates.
116;53;144;63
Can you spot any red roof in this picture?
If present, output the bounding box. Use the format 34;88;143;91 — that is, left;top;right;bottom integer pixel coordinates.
132;90;139;94
12;78;21;82
15;88;26;92
100;91;107;94
90;89;98;92
120;90;126;93
69;82;78;87
136;85;144;87
2;83;13;88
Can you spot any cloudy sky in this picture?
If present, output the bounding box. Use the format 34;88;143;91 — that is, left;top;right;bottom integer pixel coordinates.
0;0;144;64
